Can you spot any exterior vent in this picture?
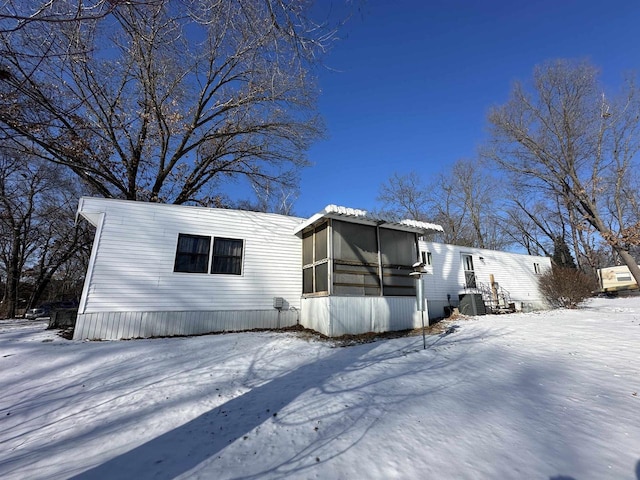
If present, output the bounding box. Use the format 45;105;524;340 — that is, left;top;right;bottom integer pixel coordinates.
273;297;284;309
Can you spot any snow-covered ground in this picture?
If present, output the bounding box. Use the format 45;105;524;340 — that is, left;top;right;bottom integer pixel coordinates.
1;297;639;480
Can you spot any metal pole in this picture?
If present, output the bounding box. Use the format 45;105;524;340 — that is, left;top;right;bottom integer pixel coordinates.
421;310;426;349
415;273;426;349
411;263;427;350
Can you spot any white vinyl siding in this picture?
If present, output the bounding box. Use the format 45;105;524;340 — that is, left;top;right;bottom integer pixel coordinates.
78;197;303;314
421;241;551;318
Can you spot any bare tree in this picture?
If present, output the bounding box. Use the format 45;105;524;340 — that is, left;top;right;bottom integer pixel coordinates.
0;0;337;205
503;195;556;256
377;162;512;250
502;177;600;270
486;59;640;285
234;180;299;215
376;171;431;221
448;159;511;250
24;178;92;309
426;175;474;246
0;144;88;317
0;1;141;33
0;151;42;317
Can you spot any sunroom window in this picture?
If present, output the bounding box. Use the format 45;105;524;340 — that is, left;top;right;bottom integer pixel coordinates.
379;228;417;296
302;222;329;294
332;221;380;296
301;219;419;297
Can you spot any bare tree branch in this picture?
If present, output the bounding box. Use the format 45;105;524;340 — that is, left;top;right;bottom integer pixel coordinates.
0;0;341;205
485;59;640;284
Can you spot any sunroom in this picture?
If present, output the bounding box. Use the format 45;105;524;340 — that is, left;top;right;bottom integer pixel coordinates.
294;205;443;337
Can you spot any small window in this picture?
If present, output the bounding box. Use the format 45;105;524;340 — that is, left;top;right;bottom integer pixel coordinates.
212;237;243;275
421;251;433;266
534;263;541;274
462;254;476;288
174;234;211;273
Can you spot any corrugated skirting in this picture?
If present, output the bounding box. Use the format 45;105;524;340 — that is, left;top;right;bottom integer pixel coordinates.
73;309;299;340
300;296;424;337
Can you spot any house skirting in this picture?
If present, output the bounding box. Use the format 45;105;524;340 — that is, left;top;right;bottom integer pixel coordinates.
300;296;426;337
73;309;299;340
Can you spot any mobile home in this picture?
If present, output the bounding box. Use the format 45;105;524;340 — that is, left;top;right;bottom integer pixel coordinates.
74;198;551;340
421;241;550;318
74;197;304;340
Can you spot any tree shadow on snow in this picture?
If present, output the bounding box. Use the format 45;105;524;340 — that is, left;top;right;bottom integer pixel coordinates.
69;340;395;480
53;320;618;480
68;326;518;480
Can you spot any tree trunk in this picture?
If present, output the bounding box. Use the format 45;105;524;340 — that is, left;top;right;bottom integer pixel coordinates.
616;248;640;288
3;229;21;318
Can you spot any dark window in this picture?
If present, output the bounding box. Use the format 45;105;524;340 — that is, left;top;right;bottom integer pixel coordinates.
314;223;328;262
379;228;417;296
333;221;380;296
333;221;378;264
302;230;314;266
303;267;314;294
315;261;329;292
174;234;211;273
380;228;416;266
302;222;330;294
212;238;243;275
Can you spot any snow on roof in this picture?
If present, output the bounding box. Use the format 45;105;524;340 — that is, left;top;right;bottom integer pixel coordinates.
293;204;444;235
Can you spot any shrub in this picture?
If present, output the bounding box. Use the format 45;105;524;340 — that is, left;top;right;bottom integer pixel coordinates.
538;266;598;309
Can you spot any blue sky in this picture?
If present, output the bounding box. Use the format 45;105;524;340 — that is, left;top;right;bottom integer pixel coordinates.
291;0;640;217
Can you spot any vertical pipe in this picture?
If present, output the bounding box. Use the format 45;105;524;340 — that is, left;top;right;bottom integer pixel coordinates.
490;273;498;307
327;220;334;296
415;275;426;349
376;224;383;296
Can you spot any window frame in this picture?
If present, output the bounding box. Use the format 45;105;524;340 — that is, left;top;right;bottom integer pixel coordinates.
173;233;211;274
379;227;417;297
462;253;476;288
302;222;330;295
302;220;420;298
332;220;381;296
211;237;244;275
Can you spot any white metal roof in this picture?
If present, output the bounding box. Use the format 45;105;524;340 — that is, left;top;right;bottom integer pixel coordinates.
293;204;444;235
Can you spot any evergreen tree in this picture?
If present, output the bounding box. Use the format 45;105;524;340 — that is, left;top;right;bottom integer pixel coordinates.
552;236;577;269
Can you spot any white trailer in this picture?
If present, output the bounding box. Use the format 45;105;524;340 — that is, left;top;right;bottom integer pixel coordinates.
75;197;304;340
598;265;639;293
420;242;551;318
75;198;552;340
